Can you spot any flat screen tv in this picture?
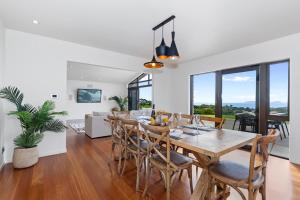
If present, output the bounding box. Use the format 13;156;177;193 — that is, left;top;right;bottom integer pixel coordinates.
77;89;102;103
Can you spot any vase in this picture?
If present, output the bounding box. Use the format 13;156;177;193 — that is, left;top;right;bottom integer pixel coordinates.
13;146;39;168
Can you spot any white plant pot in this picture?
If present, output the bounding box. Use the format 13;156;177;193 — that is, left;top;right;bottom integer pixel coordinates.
13;146;39;169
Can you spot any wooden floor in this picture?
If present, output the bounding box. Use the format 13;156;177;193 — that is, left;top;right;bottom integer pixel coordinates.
0;128;300;200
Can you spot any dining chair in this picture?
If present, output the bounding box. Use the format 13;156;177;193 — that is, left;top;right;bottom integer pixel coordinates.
119;118;148;191
105;115;124;174
113;110;130;118
233;113;257;132
157;111;173;119
200;116;225;129
173;113;193;126
173;113;196;179
208;129;278;200
267;120;287;140
140;123;194;200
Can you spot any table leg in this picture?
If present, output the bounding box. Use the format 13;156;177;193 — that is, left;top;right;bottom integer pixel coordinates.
191;169;211;200
190;152;218;200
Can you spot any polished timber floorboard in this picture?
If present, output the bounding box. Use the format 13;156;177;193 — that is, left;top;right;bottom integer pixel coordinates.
0;128;299;200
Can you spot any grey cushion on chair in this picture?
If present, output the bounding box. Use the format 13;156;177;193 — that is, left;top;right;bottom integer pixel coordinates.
152;150;193;167
209;160;264;188
128;135;149;151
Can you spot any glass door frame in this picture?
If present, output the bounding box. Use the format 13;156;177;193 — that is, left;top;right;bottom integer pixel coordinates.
216;65;260;133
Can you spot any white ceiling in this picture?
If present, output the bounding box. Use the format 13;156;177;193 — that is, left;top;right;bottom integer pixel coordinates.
1;0;300;62
67;61;140;84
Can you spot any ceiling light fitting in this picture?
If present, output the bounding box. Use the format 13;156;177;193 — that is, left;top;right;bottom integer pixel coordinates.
143;31;164;69
144;15;179;69
33;20;39;24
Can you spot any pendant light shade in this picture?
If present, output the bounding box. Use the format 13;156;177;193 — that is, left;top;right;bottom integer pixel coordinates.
144;55;164;68
168;31;179;60
155;27;169;60
144;31;164;69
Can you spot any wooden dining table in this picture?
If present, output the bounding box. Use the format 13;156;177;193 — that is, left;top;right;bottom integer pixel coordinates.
132;116;257;200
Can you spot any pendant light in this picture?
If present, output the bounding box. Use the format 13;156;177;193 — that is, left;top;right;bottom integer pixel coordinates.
144;31;164;68
155;26;170;60
168;19;179;60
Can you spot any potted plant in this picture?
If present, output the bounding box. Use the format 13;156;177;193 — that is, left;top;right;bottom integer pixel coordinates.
0;86;67;168
109;96;128;111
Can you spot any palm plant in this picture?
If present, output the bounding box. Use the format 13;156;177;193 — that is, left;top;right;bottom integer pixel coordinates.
109;96;128;111
0;86;67;148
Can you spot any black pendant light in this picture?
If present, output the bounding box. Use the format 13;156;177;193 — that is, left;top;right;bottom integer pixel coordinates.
168;19;179;60
144;31;164;69
155;26;170;60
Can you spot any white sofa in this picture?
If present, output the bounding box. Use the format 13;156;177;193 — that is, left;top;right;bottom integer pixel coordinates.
129;109;152;119
85;110;152;138
85;112;111;138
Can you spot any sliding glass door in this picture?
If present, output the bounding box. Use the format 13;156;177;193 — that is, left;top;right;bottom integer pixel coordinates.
221;68;258;132
190;60;290;158
268;61;289;158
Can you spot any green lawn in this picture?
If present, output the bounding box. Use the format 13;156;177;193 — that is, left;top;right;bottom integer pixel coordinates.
193;114;235;120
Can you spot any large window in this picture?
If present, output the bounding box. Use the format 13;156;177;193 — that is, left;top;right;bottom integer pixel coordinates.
191;73;215;116
190;60;289;134
128;73;152;110
191;60;290;158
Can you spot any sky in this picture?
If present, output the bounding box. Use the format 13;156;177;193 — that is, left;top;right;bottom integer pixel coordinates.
139;86;152;101
193;61;289;107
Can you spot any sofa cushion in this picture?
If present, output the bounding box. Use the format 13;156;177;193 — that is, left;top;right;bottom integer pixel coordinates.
93;112;110;116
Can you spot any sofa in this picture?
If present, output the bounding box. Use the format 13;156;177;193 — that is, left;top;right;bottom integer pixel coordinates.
85;110;152;138
129;109;152;119
85;112;111;138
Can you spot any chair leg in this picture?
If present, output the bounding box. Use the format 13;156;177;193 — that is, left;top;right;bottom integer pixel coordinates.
142;157;150;197
280;124;287;138
166;169;171;200
187;167;193;193
135;155;140;191
276;127;283;140
260;185;266;200
284;122;289;136
121;148;127;176
117;146;123;174
179;169;184;180
160;171;167;189
232;120;236;130
111;142;115;159
248;188;254;200
260;168;267;200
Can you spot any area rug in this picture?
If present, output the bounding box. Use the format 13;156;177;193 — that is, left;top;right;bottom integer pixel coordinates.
67;119;85;134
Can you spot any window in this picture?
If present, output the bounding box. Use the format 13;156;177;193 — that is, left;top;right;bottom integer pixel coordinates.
191;73;215;116
190;60;290;133
190;60;290;158
221;68;259;132
128;73;152;110
269;61;289;116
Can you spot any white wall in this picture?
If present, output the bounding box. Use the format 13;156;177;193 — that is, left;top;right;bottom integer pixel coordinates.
67;80;127;119
3;29;145;163
0;20;5;168
152;68;172;111
168;33;300;164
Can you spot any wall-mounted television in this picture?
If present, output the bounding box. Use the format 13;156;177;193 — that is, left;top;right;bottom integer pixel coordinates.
77;89;102;103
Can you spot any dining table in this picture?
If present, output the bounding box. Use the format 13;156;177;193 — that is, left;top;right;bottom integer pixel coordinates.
131;116;258;200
